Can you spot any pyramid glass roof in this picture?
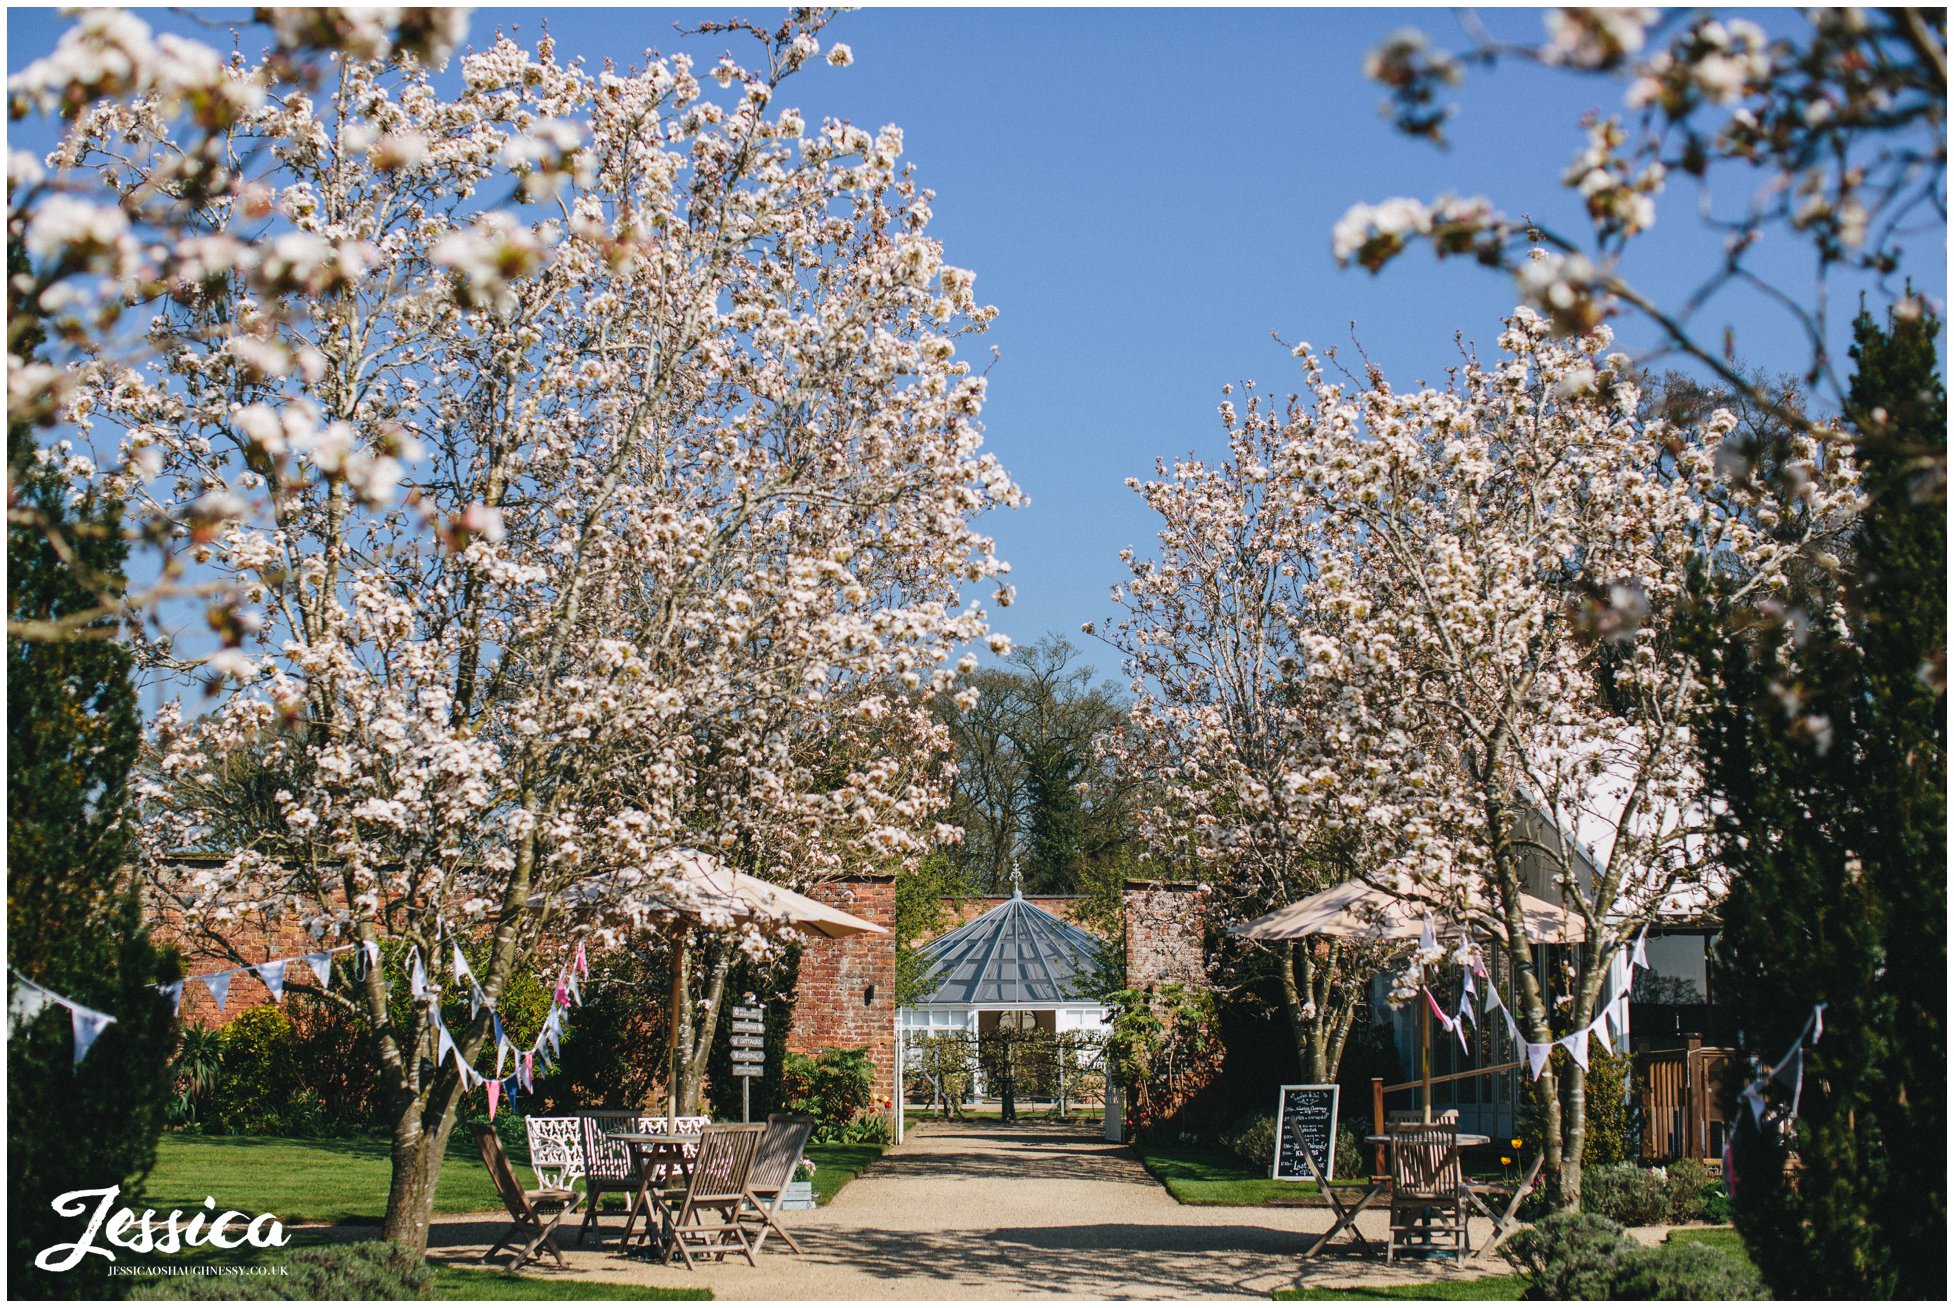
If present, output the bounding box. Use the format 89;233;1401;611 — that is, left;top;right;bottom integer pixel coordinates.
911;893;1108;1006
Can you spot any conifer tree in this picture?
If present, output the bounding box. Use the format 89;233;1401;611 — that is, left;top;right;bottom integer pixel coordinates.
8;239;178;1298
1697;303;1945;1298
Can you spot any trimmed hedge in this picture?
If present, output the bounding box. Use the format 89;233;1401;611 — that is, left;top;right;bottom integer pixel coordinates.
129;1241;431;1300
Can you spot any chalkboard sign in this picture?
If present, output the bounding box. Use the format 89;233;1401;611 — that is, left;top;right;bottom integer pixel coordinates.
1271;1084;1340;1182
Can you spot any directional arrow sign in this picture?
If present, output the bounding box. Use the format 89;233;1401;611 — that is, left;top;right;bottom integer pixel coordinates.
731;1021;765;1035
732;1066;761;1078
730;1034;765;1049
731;1006;765;1021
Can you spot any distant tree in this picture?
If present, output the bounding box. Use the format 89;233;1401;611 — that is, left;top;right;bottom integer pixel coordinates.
936;637;1137;895
7;239;177;1299
1697;302;1944;1299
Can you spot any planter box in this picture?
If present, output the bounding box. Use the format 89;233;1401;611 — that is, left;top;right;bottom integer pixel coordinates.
780;1179;816;1210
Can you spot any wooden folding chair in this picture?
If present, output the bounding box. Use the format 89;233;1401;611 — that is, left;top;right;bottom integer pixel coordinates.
1387;1121;1468;1264
739;1113;814;1255
663;1123;764;1270
471;1123;582;1273
1467;1148;1546;1258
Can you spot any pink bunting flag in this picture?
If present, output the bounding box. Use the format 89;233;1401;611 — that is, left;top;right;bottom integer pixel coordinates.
522;1051;534;1091
554;975;569;1008
486;1079;501;1120
574;940;589;977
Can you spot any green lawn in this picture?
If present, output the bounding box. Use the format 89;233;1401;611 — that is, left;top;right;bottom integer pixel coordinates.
144;1133;514;1224
1276;1275;1527;1300
803;1141;885;1205
1665;1224;1746;1255
148;1131;884;1224
1134;1141;1368;1206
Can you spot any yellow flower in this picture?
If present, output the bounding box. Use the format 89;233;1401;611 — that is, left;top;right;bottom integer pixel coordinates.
1511;1138;1523;1149
1501;1156;1513;1166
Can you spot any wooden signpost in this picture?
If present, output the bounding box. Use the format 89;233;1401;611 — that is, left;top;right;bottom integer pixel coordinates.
731;999;765;1122
1271;1083;1341;1183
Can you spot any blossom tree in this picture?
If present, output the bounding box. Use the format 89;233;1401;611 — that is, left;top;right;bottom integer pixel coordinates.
21;10;1017;1249
1156;310;1855;1208
1093;406;1397;1084
1338;8;1943;467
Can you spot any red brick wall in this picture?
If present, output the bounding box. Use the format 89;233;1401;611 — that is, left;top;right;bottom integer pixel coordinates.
785;877;899;1106
147;905;331;1028
937;893;1084;930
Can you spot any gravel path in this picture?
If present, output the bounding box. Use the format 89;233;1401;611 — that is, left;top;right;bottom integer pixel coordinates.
426;1121;1520;1299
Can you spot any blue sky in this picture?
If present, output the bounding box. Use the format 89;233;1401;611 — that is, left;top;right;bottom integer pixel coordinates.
10;7;1944;677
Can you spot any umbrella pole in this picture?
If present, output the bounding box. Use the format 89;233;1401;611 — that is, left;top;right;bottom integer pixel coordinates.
668;929;686;1124
1420;990;1432;1123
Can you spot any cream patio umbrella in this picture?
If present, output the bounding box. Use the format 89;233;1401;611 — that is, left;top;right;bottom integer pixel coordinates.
1230;876;1586;1122
561;848;886;1119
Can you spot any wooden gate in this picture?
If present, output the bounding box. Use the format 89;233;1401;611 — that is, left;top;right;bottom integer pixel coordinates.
1640;1040;1733;1163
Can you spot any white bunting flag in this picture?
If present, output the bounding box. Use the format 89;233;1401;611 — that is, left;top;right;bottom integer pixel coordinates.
361;940;380;976
1590;1014;1613;1057
304;952;334;991
1630;928;1649;971
70;1003;117;1066
1419;917;1438;956
1563;1027;1590;1071
452;944;471;985
433;1013;455;1069
157;980;186;1014
203;970;233;1013
1812;1004;1824;1042
409;949;431;1000
1462;969;1477;999
10;979;52;1034
1526;1042;1552;1080
255;959;289;1003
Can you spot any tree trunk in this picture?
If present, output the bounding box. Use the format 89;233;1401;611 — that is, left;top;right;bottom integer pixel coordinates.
677;945;733;1115
378;1073;463;1254
1280;938;1364;1085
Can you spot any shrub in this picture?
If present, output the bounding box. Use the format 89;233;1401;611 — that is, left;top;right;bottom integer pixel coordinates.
1221;1111;1279;1172
1516;1046;1640;1169
1502;1211;1634;1299
1604;1240;1769;1300
130;1240;432;1300
1698;1183;1734;1225
1334;1125;1364;1181
1581;1163;1674;1226
779;1046;873;1143
207;1008;327;1136
1664;1157;1717;1223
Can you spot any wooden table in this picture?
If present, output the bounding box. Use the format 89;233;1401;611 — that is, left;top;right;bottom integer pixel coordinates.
608;1132;702;1254
1301;1132;1492;1260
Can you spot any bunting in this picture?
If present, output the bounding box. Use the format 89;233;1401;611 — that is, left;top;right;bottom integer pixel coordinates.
8;975;119;1067
254;959;289;1003
202;970;233;1013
